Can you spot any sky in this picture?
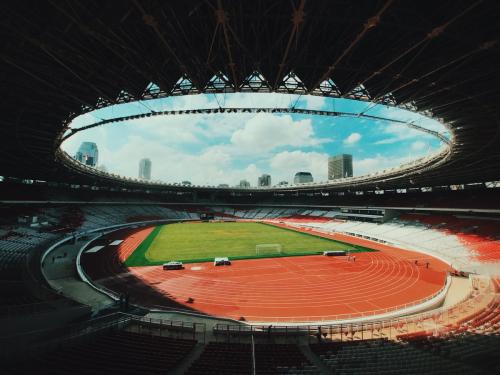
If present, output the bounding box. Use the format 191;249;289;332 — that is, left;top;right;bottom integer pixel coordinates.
62;92;448;186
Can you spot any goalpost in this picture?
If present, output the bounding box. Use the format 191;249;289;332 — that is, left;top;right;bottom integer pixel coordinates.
255;243;282;256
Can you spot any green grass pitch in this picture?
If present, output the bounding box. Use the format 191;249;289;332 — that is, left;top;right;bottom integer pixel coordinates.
124;221;375;266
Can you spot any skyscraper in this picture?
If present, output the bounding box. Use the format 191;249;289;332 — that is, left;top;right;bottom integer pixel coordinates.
328;154;353;180
138;158;152;180
258;174;271;187
294;172;313;184
74;142;98;167
239;179;250;188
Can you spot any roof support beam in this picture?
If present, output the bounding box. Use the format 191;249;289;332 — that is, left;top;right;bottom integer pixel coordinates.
216;0;239;88
361;0;486;106
310;0;394;92
273;0;306;89
133;0;201;91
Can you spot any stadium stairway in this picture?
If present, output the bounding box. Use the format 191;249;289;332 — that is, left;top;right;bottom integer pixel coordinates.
184;341;321;375
169;342;207;375
299;344;333;375
4;329;198;375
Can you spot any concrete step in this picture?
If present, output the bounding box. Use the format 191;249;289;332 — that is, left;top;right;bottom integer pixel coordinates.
299;344;333;375
169;342;206;375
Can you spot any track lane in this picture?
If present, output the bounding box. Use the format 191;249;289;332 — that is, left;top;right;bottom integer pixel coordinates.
83;223;449;322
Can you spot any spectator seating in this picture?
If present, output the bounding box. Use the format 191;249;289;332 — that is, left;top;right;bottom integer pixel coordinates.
0;225;58;312
186;342;318;375
255;343;318;374
5;330;197;375
311;338;487;375
186;342;252;375
400;214;500;262
400;333;500;374
286;214;500;266
0;203;498;374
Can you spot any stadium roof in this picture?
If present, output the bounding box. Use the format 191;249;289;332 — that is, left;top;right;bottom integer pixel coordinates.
1;0;500;192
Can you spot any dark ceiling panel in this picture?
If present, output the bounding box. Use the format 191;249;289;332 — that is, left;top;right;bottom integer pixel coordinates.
0;0;499;191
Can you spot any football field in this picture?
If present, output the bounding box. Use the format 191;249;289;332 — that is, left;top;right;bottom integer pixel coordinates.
124;221;373;266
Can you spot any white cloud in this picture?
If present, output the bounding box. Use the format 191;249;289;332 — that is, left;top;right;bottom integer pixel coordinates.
152;93;214;111
94;134;243;186
229;113;329;154
374;137;398;145
343;132;361;145
125;113;248;144
270;151;329;183
374;122;432;145
301;95;326;110
353;149;428;176
62;92;444;186
129;116;202;144
354;155;408;176
63;111;331;186
410;140;426;152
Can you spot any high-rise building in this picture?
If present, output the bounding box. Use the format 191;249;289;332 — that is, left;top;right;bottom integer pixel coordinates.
239;179;250;188
138;158;152;180
294;172;313;184
74;142;98;167
258;174;271;187
328;154;353;180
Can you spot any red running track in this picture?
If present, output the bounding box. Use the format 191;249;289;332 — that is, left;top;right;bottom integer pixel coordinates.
84;224;450;323
127;252;447;322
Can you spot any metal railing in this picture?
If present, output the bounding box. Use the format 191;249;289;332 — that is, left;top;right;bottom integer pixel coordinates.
241;275;450;323
1;277;493;360
0;312;206;360
67;217;452;325
212;276;494;343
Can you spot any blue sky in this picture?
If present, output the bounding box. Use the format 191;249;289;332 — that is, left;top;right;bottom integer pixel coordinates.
62;93;448;186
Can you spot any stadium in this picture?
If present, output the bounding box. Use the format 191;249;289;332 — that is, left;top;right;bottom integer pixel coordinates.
1;1;500;374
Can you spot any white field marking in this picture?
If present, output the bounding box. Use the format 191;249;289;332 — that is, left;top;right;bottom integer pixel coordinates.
85;245;104;253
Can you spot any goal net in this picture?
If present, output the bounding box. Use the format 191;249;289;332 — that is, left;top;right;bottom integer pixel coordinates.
255;244;282;256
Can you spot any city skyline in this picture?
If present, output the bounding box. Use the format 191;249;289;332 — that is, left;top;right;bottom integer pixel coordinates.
72;142;335;186
63;93;444;186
